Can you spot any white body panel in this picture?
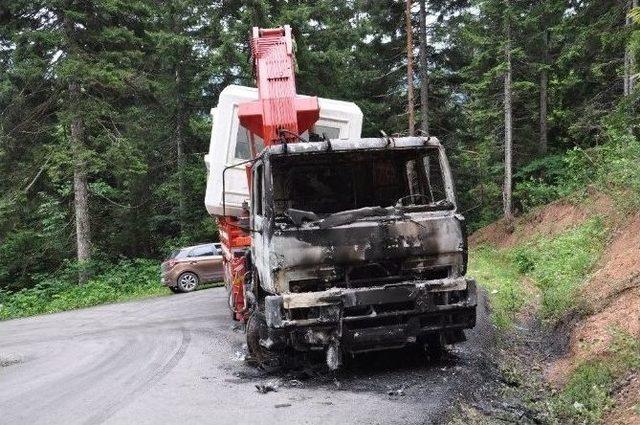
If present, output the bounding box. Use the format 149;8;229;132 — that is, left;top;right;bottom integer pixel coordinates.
204;85;363;217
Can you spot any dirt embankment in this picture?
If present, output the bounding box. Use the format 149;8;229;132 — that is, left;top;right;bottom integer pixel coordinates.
548;212;640;425
548;213;640;381
470;189;615;249
471;189;640;424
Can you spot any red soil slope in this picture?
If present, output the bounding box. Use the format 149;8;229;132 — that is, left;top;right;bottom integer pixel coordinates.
470;191;639;424
469;190;614;249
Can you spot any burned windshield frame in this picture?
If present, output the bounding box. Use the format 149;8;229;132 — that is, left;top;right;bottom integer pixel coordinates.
269;146;454;221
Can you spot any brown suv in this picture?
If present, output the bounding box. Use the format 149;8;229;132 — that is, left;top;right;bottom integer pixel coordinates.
161;243;224;293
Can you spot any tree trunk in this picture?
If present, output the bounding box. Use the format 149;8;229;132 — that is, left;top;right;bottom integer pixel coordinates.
175;65;186;232
634;0;639;91
404;0;415;136
539;28;549;155
625;0;639;95
503;1;513;221
418;0;429;137
170;2;187;233
69;81;91;284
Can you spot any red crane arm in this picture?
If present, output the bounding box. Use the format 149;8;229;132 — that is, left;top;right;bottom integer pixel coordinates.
222;26;319;323
238;25;320;146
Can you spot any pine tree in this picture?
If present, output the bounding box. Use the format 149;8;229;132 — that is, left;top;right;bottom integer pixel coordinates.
405;0;416;136
149;1;223;236
1;0;153;283
418;0;430;136
625;0;639;95
539;4;550;155
503;0;513;221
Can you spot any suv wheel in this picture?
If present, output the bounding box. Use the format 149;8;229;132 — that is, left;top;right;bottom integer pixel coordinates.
177;272;199;293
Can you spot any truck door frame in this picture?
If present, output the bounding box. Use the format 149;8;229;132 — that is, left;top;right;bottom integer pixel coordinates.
250;159;271;292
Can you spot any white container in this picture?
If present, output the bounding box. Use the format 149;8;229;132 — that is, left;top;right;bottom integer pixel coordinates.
204;85;363;217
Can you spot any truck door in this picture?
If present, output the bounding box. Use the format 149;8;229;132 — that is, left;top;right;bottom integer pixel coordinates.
251;162;268;290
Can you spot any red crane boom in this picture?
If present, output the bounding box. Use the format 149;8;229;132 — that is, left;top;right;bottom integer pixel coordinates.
223;25;318;321
238;25;320;145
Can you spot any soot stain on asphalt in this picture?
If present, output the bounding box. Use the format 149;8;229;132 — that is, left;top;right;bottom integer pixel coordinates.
0;353;25;367
214;291;500;422
223;338;496;406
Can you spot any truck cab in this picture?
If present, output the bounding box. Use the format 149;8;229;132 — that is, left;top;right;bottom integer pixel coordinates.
248;136;476;365
205;88;476;367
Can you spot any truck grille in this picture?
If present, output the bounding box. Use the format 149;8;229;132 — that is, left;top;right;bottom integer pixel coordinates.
288;261;451;293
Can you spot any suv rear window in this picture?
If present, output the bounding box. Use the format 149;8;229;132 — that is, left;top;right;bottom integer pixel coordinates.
188;245;215;257
169;249;189;259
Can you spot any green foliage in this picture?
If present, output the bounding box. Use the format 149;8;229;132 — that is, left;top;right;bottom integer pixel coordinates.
468;247;528;329
514;150;591;211
593;124;640;202
0;0;224;290
0;259;167;320
515;131;640;213
473;217;608;327
0;0;639;299
510;218;607;321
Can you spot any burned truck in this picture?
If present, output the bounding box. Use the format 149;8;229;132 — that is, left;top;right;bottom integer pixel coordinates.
204;26;476;369
247;137;476;368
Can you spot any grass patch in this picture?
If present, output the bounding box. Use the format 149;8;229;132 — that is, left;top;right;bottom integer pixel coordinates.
471;217;609;327
469;246;528;329
555;361;614;423
0;258;170;320
552;331;640;424
510;217;608;321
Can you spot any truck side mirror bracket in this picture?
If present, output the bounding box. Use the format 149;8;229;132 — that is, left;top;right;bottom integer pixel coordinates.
221;155;264;234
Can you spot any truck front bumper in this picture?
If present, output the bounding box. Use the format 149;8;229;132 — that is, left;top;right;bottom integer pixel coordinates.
264;277;477;352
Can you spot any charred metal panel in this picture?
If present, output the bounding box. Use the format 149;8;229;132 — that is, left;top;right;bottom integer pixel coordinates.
265;136;443;155
268;213;465;293
279;277;473;310
264;278;477;352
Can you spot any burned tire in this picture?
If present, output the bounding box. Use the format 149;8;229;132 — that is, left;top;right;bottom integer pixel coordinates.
176;272;199;293
246;311;280;369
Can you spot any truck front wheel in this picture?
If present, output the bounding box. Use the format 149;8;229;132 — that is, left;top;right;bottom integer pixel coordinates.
246;311;280;369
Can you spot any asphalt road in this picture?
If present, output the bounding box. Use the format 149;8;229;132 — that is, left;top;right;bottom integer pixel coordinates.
0;287;495;425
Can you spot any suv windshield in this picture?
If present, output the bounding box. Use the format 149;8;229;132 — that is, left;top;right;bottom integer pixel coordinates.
271;148;449;217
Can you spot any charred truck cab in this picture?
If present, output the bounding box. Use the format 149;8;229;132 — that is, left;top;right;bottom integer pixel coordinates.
205;26;476;369
249;137;476;367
